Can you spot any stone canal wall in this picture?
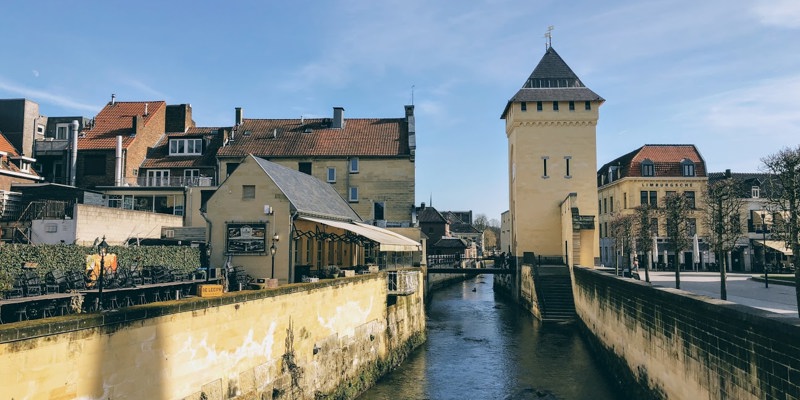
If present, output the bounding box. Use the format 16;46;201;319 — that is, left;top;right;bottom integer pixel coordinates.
494;264;542;319
0;272;425;400
573;266;800;400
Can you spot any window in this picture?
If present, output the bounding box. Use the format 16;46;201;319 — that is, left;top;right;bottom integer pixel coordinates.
306;238;312;264
641;159;654;177
243;185;255;200
45;223;57;233
169;138;203;155
184;169;200;185
298;162;312;175
83;154;106;176
752;186;760;198
569;101;575;111
623;193;627;209
349;158;359;173
294;239;301;264
585;101;591;110
374;202;385;220
349;187;359;202
327;167;336;183
542;156;549;178
37;125;44;135
147;170;170;186
650;218;659;235
107;195;122;208
687;218;697;236
316;240;323;267
684;191;696;209
56;123;70;140
640;190;657;206
603;198;607;214
520;102;527;111
564;156;571;178
174;204;184;216
610;196;614;212
552;101;559;111
536;101;543;111
681;159;695;177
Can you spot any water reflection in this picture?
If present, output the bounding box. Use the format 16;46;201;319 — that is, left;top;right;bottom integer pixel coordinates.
360;276;622;400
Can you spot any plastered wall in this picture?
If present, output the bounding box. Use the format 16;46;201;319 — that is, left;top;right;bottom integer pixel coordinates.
0;272;425;400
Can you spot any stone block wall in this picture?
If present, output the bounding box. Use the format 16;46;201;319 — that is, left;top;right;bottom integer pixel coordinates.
74;203;183;245
573;266;800;400
0;271;425;400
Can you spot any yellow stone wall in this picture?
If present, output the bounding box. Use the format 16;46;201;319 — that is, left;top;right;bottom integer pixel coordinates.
0;273;426;400
74;204;184;246
506;101;600;261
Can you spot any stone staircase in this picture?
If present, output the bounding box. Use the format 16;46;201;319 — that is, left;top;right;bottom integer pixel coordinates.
536;266;575;321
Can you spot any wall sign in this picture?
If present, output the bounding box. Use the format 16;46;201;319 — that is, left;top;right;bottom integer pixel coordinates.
226;222;267;254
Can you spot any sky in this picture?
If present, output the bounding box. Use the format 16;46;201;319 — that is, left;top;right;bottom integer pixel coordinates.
2;1;799;222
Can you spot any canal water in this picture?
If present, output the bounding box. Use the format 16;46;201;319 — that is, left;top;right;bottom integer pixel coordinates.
359;275;623;400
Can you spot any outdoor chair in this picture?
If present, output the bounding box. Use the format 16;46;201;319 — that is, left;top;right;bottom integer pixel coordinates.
24;271;42;297
65;270;87;290
5;277;24;299
45;270;66;294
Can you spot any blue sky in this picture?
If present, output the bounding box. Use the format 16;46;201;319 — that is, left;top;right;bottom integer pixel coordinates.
2;1;799;221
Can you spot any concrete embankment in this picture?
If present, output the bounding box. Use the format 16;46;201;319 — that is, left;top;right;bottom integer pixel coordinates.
0;271;425;400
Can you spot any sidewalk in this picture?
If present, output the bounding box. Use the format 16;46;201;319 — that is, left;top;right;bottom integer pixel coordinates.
644;271;798;318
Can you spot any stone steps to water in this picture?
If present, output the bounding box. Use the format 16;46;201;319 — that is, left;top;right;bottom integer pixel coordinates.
536;272;576;321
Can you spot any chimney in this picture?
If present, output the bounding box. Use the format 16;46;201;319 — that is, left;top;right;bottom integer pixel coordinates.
420;202;426;210
725;169;732;178
406;105;416;160
332;107;345;129
132;115;141;136
111;93;116;105
144;103;149;116
235;107;243;126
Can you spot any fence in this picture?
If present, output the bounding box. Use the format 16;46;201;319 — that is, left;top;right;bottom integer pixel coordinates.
387;270;418;295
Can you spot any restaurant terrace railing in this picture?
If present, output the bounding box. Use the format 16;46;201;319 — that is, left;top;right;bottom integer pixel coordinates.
387;270;418;296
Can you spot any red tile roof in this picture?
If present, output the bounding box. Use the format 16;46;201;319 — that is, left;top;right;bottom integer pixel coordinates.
598;144;707;181
0;132;19;155
78;101;165;150
215;118;410;158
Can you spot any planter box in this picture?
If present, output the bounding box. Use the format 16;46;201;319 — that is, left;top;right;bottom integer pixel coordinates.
197;284;223;297
339;270;356;278
367;265;380;273
251;279;279;290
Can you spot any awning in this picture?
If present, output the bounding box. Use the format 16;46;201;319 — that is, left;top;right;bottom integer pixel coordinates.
299;216;421;252
758;240;793;256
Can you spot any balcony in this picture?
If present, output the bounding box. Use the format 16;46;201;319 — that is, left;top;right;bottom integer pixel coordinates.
124;176;215;187
34;139;70;155
387;270;418;296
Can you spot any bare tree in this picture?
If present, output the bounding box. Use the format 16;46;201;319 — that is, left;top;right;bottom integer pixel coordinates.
703;176;746;300
662;193;693;289
609;213;636;277
761;146;800;313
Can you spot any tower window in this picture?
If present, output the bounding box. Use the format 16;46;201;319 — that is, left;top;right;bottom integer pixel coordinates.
542;156;549;178
536;101;543;111
552;101;559;111
564;156;572;178
569;101;575;111
585;101;591;110
521;102;527;111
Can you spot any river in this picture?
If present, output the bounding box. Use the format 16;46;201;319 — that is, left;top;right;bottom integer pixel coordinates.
359;275;624;400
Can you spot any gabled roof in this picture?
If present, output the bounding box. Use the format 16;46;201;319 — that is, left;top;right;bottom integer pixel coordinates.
502;47;603;119
450;223;481;234
140;127;225;169
433;237;468;249
78;101;166;150
417;206;447;223
0;132;19;155
597;144;707;185
251;155;360;221
708;171;779;198
216;117;409;158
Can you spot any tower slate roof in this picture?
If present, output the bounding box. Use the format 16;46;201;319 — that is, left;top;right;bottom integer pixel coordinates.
501;47;603;118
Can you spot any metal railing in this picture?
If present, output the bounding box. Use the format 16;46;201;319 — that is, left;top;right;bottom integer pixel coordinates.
387;270;418;295
123;176;215;187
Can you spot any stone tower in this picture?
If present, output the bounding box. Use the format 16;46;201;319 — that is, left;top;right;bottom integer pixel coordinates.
501;46;604;266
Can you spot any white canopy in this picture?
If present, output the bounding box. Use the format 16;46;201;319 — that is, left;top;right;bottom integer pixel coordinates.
299;216;421;252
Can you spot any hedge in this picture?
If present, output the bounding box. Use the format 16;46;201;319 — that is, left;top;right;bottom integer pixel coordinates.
0;243;200;291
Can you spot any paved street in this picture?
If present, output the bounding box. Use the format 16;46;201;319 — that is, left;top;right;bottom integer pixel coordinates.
643;271;798;318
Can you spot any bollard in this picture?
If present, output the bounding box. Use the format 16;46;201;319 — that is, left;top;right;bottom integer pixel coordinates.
175;290;181;300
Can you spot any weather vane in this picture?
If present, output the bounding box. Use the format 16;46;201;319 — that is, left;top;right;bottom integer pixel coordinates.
544;25;554;49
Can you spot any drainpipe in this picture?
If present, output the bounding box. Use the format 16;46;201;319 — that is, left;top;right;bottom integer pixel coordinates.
288;210;299;283
199;207;213;283
69;120;79;186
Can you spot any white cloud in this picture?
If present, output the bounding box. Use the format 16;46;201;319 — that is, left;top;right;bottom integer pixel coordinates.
752;0;800;28
32;70;39;78
0;78;99;112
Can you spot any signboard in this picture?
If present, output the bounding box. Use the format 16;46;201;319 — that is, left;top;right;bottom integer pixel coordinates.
226;222;267;254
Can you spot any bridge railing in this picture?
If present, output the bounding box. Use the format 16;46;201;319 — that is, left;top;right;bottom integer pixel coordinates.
387;270;418;296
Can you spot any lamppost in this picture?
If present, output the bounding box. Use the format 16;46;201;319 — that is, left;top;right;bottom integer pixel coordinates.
204;243;212;283
270;233;280;279
97;236;109;311
763;209;769;288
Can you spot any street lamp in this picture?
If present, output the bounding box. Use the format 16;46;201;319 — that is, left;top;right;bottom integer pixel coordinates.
97;236;109;311
270;233;279;279
762;209;769;288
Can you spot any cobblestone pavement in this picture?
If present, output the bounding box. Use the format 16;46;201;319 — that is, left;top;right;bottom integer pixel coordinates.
644;271;798;318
